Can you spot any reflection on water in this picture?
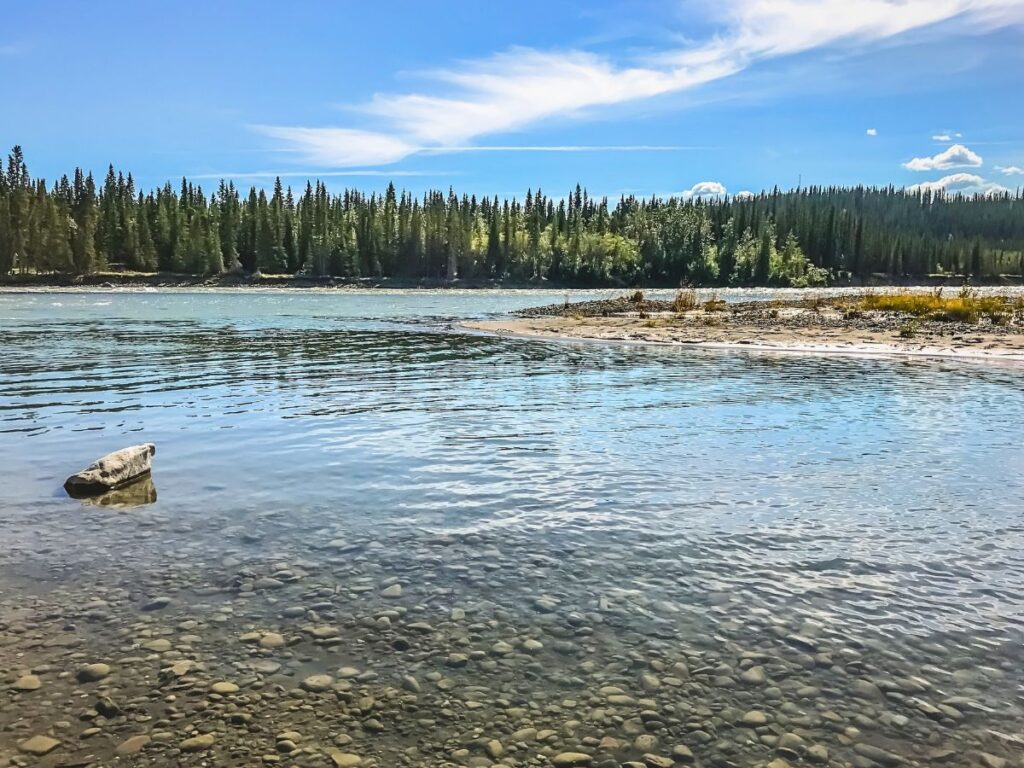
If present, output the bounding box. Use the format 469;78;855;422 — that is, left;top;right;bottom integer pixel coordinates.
79;474;158;508
0;290;1023;767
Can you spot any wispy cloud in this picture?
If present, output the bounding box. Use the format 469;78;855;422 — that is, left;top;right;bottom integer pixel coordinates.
995;164;1024;175
259;0;1024;167
907;172;1010;196
866;128;878;136
0;42;24;56
418;145;704;153
932;132;963;141
191;169;457;180
903;143;983;171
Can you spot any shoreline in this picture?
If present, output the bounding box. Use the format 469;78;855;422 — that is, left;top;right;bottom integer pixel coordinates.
3;272;1024;291
465;296;1024;364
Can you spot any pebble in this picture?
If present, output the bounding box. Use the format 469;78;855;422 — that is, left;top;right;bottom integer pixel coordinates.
13;674;42;691
260;632;287;649
301;674;335;692
210;681;239;694
181;733;215;752
115;735;151;755
741;710;769;726
18;735;61;755
76;663;111;682
330;752;363;767
552;753;593;767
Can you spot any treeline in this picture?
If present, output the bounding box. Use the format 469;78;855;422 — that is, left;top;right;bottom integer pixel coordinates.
1;145;1023;286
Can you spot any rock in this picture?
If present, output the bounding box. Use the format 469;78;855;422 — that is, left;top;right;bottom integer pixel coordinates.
853;742;902;766
642;756;673;768
741;710;768;726
143;638;172;652
116;735;151;755
260;632;286;649
979;755;1007;768
330;753;363;767
381;584;403;598
18;735;60;755
210;681;239;694
301;674;334;692
64;443;156;497
142;596;171;611
740;665;766;684
485;740;504;758
181;733;215;752
13;674;41;691
671;744;694;763
552;753;593;767
77;663;111;682
806;745;829;763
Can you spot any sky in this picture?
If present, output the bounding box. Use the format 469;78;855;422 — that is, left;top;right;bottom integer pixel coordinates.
2;0;1024;200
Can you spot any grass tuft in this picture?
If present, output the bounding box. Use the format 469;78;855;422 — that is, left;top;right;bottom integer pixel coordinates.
859;288;1015;323
673;289;699;313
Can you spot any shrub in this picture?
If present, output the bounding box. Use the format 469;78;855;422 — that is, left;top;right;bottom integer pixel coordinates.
628;289;645;303
673;289;699;312
859;288;1017;323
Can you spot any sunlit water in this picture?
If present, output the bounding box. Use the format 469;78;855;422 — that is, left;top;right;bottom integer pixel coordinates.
0;289;1022;767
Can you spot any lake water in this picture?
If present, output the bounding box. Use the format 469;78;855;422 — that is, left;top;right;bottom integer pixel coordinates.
1;288;1022;768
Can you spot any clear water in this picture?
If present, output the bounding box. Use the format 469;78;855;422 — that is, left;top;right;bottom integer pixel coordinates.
1;289;1022;767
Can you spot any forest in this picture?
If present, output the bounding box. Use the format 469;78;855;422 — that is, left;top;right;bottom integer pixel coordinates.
1;145;1022;287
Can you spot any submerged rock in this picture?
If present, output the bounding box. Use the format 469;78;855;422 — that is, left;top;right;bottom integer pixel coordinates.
64;443;156;498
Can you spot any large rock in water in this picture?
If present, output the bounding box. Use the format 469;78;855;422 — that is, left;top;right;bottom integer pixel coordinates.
64;444;156;498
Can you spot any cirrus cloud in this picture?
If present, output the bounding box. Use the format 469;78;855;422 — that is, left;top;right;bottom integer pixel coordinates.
903;143;983;171
257;0;1024;167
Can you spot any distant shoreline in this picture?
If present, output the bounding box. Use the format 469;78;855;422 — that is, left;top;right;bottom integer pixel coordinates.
465;294;1024;364
3;272;1023;291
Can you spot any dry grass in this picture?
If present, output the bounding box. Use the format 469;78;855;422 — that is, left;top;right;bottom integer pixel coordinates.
704;292;728;312
673;289;699;313
859;288;1017;323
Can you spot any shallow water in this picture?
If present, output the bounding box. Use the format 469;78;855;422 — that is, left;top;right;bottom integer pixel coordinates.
0;289;1022;767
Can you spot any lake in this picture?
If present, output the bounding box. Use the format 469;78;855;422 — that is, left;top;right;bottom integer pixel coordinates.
1;288;1022;767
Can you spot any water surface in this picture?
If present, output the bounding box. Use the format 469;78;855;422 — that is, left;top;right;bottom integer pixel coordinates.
0;289;1022;767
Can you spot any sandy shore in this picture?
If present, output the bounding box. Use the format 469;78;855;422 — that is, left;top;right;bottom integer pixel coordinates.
466;305;1024;363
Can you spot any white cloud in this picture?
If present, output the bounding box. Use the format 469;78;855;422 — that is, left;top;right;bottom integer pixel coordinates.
734;190;756;199
932;133;952;141
995;165;1024;175
866;128;878;136
259;0;1024;166
907;173;1010;196
903;143;983;171
680;181;729;199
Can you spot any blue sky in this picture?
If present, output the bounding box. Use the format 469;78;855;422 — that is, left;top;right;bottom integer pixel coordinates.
2;0;1023;199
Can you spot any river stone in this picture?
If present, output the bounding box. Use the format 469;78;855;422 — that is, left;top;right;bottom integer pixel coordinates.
13;674;41;691
552;754;593;767
77;663;111;682
330;753;362;767
181;733;215;751
301;674;334;692
64;443;156;497
741;710;768;726
18;735;60;755
116;735;151;755
260;632;286;649
210;681;239;694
